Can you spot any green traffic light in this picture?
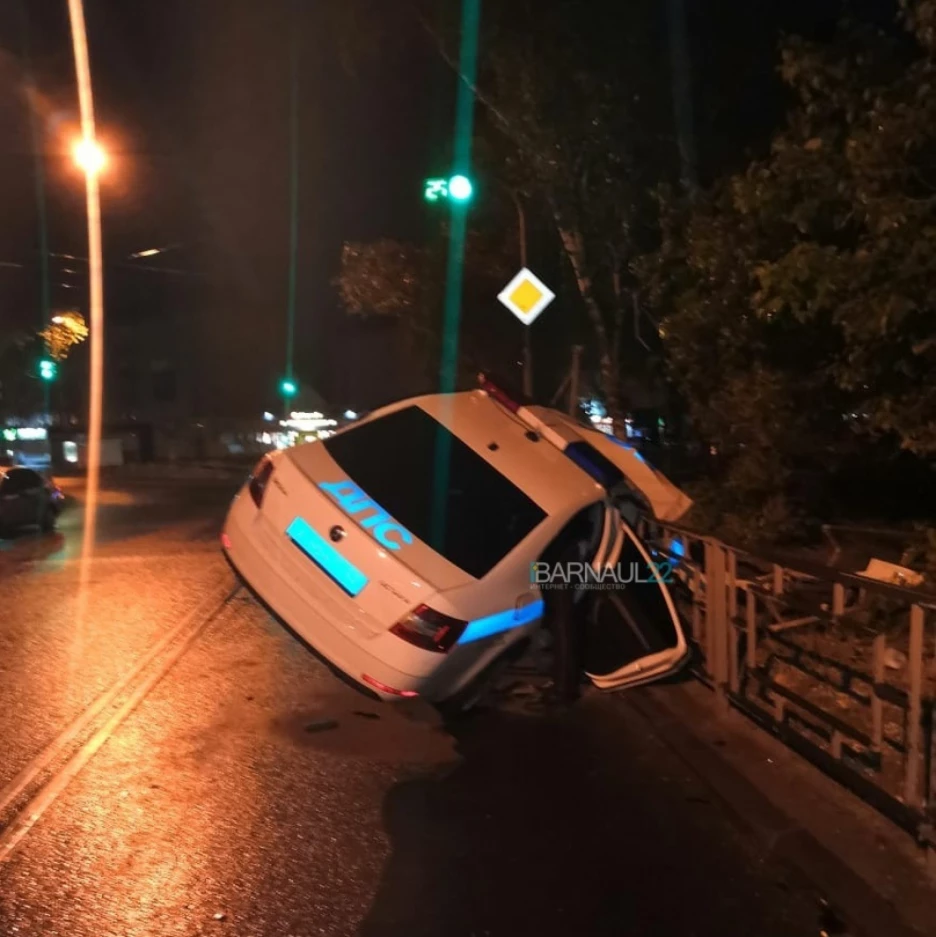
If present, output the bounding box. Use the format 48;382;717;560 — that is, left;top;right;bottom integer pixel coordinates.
280;378;297;398
39;359;57;381
423;175;474;203
448;174;473;202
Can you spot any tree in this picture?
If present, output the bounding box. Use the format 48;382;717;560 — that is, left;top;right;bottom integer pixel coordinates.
335;228;515;393
336;239;437;392
39;311;89;362
637;2;936;541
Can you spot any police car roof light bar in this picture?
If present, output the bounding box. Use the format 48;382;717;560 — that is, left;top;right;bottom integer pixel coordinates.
478;374;623;492
477;375;520;413
479;374;565;448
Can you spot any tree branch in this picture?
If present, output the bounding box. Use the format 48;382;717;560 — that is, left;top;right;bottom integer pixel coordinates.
408;2;517;137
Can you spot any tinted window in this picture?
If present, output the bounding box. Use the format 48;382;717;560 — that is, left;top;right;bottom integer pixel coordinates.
323;406;546;578
3;469;41;495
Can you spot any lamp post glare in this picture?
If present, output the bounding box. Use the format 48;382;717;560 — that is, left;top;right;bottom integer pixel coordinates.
73;137;106;175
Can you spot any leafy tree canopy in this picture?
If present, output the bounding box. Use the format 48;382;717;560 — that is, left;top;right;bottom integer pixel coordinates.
335;229;516;392
637;1;936;540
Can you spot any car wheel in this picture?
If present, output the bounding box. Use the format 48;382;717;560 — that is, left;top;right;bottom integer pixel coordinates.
40;504;57;532
437;638;531;719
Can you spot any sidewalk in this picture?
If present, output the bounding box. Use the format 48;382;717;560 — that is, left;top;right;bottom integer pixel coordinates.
620;679;935;937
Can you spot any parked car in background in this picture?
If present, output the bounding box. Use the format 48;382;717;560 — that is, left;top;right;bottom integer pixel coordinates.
0;467;64;535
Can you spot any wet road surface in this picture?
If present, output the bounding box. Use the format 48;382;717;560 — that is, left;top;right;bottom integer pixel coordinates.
0;476;827;936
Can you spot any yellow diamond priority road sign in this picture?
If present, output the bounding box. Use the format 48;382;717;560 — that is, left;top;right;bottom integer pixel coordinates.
497;267;555;326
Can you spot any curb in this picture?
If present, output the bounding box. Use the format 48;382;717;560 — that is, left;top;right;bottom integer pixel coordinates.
622;685;928;937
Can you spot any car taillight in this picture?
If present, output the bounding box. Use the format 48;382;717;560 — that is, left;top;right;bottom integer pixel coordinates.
248;457;274;508
390;605;468;654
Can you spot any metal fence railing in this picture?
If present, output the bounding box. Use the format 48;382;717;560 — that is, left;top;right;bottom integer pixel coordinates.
638;517;936;870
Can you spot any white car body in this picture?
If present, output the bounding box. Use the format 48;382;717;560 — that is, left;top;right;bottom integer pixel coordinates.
222;386;691;703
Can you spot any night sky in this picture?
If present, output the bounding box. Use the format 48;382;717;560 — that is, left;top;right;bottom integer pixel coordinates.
0;0;893;419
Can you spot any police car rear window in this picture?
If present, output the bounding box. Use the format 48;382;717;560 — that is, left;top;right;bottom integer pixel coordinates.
323;406;546;578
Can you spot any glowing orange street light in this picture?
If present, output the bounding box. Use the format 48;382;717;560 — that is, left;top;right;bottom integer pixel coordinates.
69;0;105;584
72;137;106;175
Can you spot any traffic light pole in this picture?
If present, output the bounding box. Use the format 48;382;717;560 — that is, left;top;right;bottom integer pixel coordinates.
437;0;480;395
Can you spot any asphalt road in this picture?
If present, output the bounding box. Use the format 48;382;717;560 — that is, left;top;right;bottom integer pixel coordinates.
0;475;830;937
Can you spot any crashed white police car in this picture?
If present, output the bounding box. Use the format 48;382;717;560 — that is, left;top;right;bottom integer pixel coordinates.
222;378;693;705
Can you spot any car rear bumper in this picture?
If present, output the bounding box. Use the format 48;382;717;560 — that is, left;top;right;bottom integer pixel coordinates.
222;547;383;701
222;496;427;702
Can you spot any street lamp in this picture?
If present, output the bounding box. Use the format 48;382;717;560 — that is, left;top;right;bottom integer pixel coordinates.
67;0;105;563
72;137;106;175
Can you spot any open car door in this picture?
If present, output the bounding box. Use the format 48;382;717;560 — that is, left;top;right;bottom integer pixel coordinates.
583;517;689;690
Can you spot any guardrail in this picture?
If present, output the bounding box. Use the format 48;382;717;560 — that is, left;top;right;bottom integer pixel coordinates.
638;517;936;871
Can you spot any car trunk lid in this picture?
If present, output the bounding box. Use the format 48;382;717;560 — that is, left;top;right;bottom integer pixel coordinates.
259;449;472;631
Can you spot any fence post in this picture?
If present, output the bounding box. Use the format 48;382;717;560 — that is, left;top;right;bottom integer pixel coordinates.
929;607;936;878
832;582;845;620
726;550;738;621
772;564;784;596
928;695;936;879
905;604;924;810
745;588;757;671
704;541;729;711
729;613;740;696
871;634;885;757
691;566;702;645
